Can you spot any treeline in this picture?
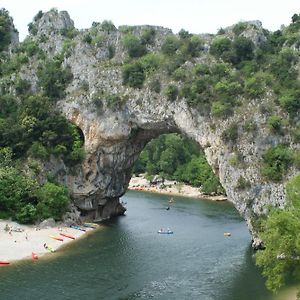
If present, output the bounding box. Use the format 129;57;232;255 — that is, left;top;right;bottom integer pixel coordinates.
133;133;224;194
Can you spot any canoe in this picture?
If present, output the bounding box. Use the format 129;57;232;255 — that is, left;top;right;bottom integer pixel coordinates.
32;252;38;260
60;233;75;240
70;225;86;232
0;261;10;265
157;230;173;234
49;235;64;242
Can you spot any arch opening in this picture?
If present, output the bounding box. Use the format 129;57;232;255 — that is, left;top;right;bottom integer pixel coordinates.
129;132;225;198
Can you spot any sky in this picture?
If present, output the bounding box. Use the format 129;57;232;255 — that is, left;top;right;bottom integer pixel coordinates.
2;0;300;41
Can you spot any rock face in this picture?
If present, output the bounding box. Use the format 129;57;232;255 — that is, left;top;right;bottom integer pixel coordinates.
10;10;300;247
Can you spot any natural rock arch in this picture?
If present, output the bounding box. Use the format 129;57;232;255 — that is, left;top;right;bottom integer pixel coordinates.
13;10;298;247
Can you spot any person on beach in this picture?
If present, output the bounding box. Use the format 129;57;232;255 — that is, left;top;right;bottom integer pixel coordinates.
4;224;9;232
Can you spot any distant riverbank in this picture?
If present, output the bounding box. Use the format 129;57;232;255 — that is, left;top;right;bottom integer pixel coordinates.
128;175;227;201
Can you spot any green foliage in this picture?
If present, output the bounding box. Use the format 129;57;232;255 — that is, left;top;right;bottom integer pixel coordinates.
261;144;293;181
123;34;147;58
108;45;115;59
267;115;283;134
149;79;161;93
256;208;300;292
161;36;180;55
37;58;73;100
15;77;31;96
278;89;300;114
243;119;257;132
133;133;224;194
209;37;233;61
0;9;12;52
100;20;116;32
210;36;254;66
232;22;248;36
235;176;251;190
36;181;70;221
221;123;239;143
211;101;232;118
17;38;39;57
165;84;178;101
244;73;269;98
0;166;37;217
178;29;192;40
139;53;162;74
180;35;203;57
122;61;145;88
83;34;92;44
141;28;156;45
256;174;300;292
33;10;43;22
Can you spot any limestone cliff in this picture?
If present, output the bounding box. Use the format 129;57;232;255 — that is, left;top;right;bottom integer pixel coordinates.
3;10;300;247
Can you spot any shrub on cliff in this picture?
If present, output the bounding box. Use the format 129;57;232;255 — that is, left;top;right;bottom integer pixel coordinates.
161;36;180;55
37;58;73;100
261;144;292;181
123;34;147;58
122;61;145;88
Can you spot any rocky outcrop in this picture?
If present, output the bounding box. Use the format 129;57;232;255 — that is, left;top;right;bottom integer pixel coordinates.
8;10;300;247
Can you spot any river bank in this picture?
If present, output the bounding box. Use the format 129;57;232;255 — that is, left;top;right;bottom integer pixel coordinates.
0;220;98;263
128;175;227;201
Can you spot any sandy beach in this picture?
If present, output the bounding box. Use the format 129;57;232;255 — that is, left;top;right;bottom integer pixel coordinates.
0;220;97;263
128;175;227;201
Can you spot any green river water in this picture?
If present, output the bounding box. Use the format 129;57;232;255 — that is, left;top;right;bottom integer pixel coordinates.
0;191;292;300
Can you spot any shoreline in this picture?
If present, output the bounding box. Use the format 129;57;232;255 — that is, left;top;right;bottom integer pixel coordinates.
0;220;99;264
128;175;227;201
0;176;225;265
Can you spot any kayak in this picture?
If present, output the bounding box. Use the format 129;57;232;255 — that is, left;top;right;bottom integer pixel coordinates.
47;246;55;252
32;252;38;260
49;235;64;242
83;223;98;229
84;222;99;227
0;261;10;265
157;230;173;234
60;233;75;240
70;225;86;232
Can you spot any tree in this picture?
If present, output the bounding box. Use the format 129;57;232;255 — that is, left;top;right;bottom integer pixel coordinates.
122;34;147;58
0;167;36;217
256;173;300;293
36;181;70;221
256;208;300;292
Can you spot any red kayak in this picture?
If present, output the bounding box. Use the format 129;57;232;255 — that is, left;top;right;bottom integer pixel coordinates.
0;261;10;265
60;233;75;240
49;235;64;242
32;252;38;260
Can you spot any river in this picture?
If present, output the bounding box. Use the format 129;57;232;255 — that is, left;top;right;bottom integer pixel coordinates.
0;190;287;299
